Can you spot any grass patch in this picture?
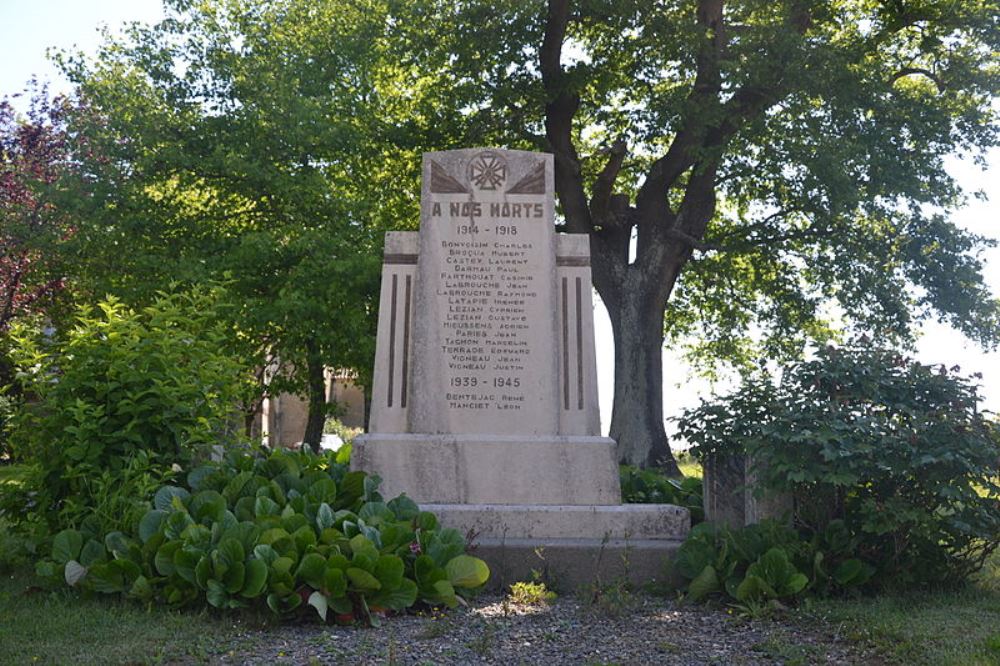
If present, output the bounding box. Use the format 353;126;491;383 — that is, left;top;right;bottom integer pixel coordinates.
0;566;270;664
799;551;1000;665
675;451;702;479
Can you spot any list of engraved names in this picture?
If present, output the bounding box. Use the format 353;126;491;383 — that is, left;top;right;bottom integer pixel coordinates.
432;201;546;414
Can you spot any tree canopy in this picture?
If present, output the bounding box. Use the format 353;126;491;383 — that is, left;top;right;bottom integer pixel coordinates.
55;0;417;445
392;0;1000;469
36;0;1000;466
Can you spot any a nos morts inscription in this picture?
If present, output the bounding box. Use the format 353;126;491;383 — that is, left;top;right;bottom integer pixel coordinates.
410;149;559;435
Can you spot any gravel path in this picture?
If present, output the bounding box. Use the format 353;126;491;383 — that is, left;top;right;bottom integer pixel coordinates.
214;593;872;665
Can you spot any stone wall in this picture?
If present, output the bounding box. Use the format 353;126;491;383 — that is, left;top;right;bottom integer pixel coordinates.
258;370;365;448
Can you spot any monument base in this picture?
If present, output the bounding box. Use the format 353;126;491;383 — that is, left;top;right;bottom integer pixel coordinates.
353;433;621;505
423;503;689;591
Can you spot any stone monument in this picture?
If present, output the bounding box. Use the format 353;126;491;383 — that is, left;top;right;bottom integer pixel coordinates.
354;148;688;588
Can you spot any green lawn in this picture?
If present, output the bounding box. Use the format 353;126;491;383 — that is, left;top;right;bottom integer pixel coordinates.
0;462;271;664
795;552;1000;665
0;566;271;664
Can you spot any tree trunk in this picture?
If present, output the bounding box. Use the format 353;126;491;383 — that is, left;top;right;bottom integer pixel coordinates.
605;283;681;476
302;340;326;454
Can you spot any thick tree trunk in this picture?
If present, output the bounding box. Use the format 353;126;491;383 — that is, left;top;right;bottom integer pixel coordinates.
605;282;681;476
302;341;326;454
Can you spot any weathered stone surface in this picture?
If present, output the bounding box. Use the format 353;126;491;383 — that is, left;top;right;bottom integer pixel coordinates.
409;149;559;435
702;452;748;529
422;503;689;541
703;452;793;528
470;538;684;592
367;231;418;434
353;434;620;505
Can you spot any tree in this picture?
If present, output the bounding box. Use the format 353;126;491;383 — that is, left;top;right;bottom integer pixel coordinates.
397;0;1000;472
55;0;413;450
0;88;72;337
0;86;78;416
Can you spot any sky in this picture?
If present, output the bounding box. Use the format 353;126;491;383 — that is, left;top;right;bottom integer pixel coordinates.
3;0;998;436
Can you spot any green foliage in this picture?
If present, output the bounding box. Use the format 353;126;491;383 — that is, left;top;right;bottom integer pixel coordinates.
674;520;870;612
619;465;703;522
34;447;489;624
0;394;16;461
57;0;393;405
508;580;556;606
6;289;248;533
679;341;1000;588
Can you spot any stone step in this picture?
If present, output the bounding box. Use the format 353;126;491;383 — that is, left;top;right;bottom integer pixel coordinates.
422;503;690;541
467;537;686;592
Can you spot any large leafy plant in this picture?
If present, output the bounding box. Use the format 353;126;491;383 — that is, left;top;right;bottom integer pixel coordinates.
7;288;248;532
679;341;1000;587
36;448;489;624
674;520;871;612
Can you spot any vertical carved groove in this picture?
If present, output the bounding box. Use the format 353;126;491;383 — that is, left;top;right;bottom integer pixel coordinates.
388;273;398;407
576;276;584;410
562;276;569;410
401;274;411;408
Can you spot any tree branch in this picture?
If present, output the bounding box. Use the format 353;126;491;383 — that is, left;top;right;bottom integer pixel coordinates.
541;0;592;234
664;227;720;253
889;67;944;91
635;0;726;216
589;138;627;224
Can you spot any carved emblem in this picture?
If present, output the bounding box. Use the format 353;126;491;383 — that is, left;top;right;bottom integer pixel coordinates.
506;160;546;194
430;160;469;193
468;151;507;191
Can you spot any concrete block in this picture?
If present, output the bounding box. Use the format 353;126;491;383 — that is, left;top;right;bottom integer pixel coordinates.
353;433;621;505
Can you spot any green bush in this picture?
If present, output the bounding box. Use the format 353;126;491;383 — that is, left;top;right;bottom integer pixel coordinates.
35;447;490;624
6;289;248;533
678;341;1000;588
673;519;873;612
619;465;703;522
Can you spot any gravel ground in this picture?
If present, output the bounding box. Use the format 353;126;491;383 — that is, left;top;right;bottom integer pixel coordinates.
213;592;871;665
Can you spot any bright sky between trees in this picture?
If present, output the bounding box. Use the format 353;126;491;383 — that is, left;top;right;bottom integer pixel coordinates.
2;0;998;436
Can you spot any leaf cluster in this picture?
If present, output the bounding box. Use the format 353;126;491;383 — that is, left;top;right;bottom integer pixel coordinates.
36;447;490;624
6;288;250;532
675;518;873;615
619;465;704;522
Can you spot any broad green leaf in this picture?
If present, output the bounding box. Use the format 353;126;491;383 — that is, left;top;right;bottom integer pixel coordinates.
138;510;168;543
296;553;327;589
346;567;381;592
154;486;190;512
686;564;720;602
316;503;335;531
242;559;268;598
52;529;83;565
372;578;418;611
444;555;489;589
375;555;405;590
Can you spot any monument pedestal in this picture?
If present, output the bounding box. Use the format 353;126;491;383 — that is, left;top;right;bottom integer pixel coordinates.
420;503;687;590
355;149;688;591
353;434;621;505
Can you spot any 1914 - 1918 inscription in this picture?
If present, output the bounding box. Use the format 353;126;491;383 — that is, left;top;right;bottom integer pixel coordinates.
409;149;559;435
